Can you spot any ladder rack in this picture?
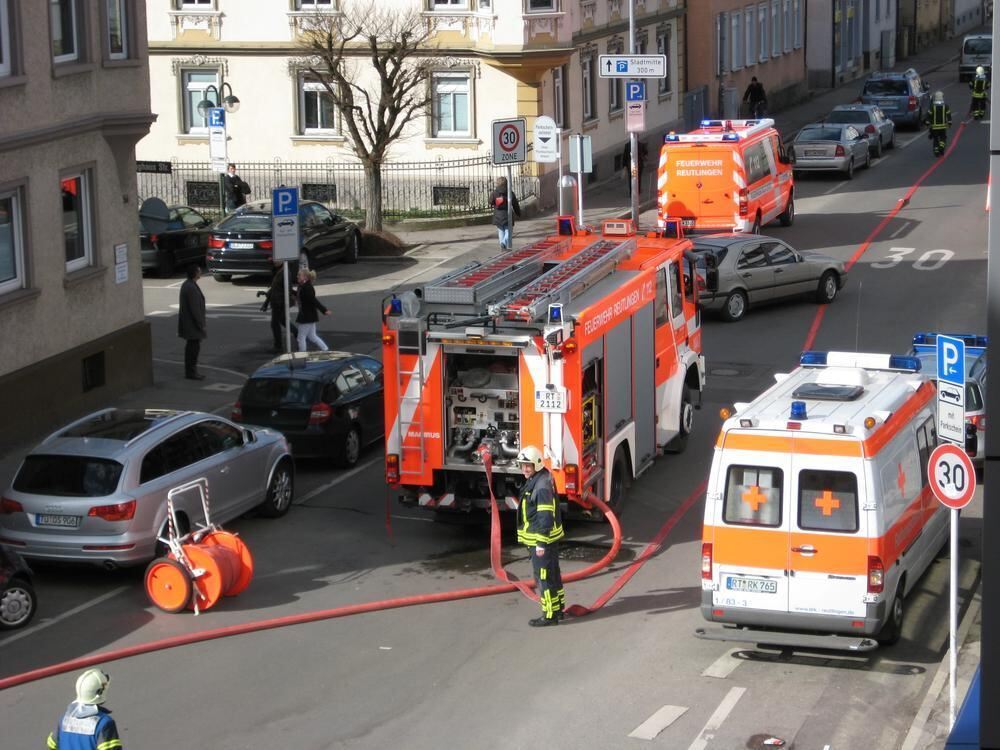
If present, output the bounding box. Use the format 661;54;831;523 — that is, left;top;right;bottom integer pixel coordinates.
496;238;636;322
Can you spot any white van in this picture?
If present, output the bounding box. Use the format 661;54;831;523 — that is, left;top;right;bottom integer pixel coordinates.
697;351;948;651
960;33;992;81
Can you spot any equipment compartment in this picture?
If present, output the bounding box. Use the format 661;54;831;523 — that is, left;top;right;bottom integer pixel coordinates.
444;351;521;468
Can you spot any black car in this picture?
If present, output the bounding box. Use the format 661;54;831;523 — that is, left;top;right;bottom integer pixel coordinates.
140;206;213;277
232;352;384;466
207;200;362;281
1;543;36;630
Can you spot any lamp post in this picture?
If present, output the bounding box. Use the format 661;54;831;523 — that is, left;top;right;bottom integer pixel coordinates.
197;82;241;217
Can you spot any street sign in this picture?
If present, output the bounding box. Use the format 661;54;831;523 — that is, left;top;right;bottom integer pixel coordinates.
929;442;977;510
598;54;667;78
626;81;646;101
492;118;526;165
271;187;300;263
568;134;593;173
936;334;966;445
626;101;645;133
208;107;228;173
533;115;559;164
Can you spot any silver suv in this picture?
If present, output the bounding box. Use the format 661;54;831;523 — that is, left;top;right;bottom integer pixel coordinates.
0;409;293;568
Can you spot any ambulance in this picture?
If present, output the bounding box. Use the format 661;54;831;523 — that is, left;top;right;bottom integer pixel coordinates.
657;119;795;235
381;216;707;517
697;351;947;651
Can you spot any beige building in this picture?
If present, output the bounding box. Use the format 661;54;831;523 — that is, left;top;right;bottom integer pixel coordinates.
0;0;155;448
137;0;686;209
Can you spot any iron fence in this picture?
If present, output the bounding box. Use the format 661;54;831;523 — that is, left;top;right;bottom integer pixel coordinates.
136;156;538;222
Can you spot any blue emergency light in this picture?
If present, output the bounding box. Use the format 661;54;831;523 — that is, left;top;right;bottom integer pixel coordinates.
790;401;808;420
557;216;576;236
722;133;739;141
799;351;828;366
887;355;921;372
390;297;402;314
548;303;563;324
664;133;680;142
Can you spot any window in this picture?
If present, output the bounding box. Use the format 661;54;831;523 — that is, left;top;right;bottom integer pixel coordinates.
106;0;127;59
553;65;566;128
916;416;936;485
715;12;728;76
730;11;742;72
62;172;93;272
431;0;464;7
335;364;367;395
0;0;11;77
297;0;334;6
758;3;768;62
736;244;768;269
358;356;383;383
793;0;802;48
14;455;124;497
654;268;669;326
745;6;756;68
50;0;79;63
723;465;783;527
300;75;339;135
0;189;25;296
744;141;772;184
771;0;780;57
668;262;684;320
764;241;795;265
656;28;672;94
179;0;214;7
798;469;859;533
182;69;219;134
783;0;792;52
582;55;595;121
179;207;207;228
141;427;209;483
194;420;243;455
608;45;623;112
431;72;471;137
528;0;556;10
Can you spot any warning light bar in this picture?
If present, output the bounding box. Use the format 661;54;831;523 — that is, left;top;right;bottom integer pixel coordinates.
800;351;922;372
910;332;987;356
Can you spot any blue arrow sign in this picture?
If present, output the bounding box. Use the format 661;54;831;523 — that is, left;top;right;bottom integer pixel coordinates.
626;81;645;101
936;334;966;387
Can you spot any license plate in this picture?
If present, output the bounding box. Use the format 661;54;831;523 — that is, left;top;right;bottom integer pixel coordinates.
879;99;895;107
535;387;567;413
681;219;695;228
805;150;826;157
229;242;254;249
37;514;80;528
726;575;777;594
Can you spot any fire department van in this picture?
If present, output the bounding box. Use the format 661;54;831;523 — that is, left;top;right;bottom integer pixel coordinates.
697;351;947;651
381;217;707;517
657;119;795;235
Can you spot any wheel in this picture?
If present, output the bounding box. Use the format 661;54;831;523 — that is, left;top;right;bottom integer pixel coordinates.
214;273;232;283
343;231;360;264
180;544;224;612
864;151;872;169
721;289;748;322
258;459;294;517
873;138;883;159
156;249;175;277
877;586;905;646
664;384;694;454
816;271;839;304
607;449;629;516
845;158;855;180
335;425;362;468
778;195;794;227
0;577;36;629
750;213;761;234
144;558;192;614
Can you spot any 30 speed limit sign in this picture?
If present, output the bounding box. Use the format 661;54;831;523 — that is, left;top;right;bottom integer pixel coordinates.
928;442;977;509
492;118;526;165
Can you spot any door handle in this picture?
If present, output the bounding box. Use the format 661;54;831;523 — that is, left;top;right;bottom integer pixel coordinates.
741;272;752;278
791;545;817;555
774;268;784;274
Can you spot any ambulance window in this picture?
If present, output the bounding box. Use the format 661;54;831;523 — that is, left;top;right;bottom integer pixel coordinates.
723;465;783;527
736;244;767;270
797;470;859;533
916;416;937;485
654;268;669;326
669;262;684;320
745;141;772;184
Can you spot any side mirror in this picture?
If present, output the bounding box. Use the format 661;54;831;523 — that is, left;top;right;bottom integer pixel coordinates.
243;428;255;445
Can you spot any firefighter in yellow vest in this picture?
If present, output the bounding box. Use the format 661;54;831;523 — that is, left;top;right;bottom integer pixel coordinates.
923;91;952;156
516;446;565;626
970;66;990;118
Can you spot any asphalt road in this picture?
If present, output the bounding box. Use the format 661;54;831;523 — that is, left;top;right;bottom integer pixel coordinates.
1;68;988;749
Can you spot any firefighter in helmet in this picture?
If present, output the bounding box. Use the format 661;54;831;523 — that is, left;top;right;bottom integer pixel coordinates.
47;668;124;749
923;90;952;156
516;445;565;626
970;65;990;118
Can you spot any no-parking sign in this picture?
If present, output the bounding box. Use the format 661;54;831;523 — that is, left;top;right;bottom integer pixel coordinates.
492;118;526;165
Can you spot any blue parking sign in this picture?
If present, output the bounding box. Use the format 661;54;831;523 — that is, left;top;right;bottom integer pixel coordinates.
208;107;225;128
936;334;965;387
626;81;645;101
272;187;298;217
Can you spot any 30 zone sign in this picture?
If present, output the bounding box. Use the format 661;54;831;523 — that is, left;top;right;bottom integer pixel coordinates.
492;118;526;165
928;442;977;510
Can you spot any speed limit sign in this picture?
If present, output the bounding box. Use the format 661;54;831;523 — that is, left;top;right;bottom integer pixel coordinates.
492;118;526;165
928;442;977;509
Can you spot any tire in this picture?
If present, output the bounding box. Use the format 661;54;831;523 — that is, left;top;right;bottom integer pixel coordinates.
845;158;855;180
877;586;905;646
0;576;36;629
888;130;897;149
156;249;175;278
258;459;294;518
816;271;839;304
335;425;362;468
864;151;872;169
779;195;795;227
664;384;694;454
214;273;232;283
607;449;629;516
750;213;761;234
144;558;191;614
721;289;748;322
343;231;360;264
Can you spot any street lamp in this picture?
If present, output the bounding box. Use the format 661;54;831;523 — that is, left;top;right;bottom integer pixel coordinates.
196;82;240;217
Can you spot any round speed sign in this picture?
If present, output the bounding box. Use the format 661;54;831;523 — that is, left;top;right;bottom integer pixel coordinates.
928;443;977;509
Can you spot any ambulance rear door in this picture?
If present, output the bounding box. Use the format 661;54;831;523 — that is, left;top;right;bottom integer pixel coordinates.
743;137;779;222
787;451;869;618
661;146;735;230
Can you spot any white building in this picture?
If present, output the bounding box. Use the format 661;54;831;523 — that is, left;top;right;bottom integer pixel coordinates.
137;0;686;213
0;0;155;447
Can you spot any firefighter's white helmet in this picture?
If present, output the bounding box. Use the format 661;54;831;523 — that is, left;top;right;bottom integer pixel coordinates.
516;445;544;471
75;668;111;705
933;90;944;103
977;66;986;76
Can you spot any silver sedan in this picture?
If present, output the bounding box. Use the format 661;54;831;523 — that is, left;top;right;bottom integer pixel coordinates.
791;123;871;178
826;104;896;157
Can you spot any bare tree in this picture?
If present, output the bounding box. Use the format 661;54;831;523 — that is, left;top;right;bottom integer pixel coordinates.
299;3;435;232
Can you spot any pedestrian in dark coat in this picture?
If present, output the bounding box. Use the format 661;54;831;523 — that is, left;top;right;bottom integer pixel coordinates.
260;264;298;353
178;264;207;380
489;176;521;250
223;163;250;213
295;268;330;352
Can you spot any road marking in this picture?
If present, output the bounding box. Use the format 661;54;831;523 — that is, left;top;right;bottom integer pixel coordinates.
0;586;129;647
822;180;849;196
391;256;455;289
628;705;689;740
701;648;742;679
203;383;242;393
390;514;435;523
152;358;248;381
147;310;172;316
898;133;922;150
889;220;911;239
294;456;380;505
686;686;746;750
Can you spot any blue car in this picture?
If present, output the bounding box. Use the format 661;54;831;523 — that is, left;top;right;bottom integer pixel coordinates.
860;69;930;128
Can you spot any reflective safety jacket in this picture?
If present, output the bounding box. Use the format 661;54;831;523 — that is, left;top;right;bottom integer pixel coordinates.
517;468;564;546
928;102;952;131
972;76;990;98
47;702;123;750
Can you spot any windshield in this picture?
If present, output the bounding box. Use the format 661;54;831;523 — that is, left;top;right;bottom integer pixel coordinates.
797;126;844;142
217;214;272;232
240;377;322;406
965;38;992;55
863;80;907;96
827;111;868;124
14;455;124;497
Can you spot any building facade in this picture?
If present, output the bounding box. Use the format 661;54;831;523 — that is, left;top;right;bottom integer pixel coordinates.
0;0;155;449
137;0;686;211
807;0;896;89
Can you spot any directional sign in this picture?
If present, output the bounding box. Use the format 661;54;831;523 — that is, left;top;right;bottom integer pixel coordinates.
208;107;228;173
936;334;966;445
626;101;645;133
533;115;558;164
271;187;300;262
928;443;977;509
626;81;646;101
598;55;667;78
492;118;526;165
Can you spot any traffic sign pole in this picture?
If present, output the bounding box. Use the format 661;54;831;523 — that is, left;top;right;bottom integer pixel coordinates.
950;505;958;728
628;0;638;225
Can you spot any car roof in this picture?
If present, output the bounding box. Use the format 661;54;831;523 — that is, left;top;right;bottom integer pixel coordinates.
831;104;876;111
691;233;776;249
241;200;325;214
250;351;364;379
866;68;919;80
964;33;991;40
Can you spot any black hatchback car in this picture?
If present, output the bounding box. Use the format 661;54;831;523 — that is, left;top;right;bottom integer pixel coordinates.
1;543;36;630
140;205;213;277
232;352;384;466
207;200;362;281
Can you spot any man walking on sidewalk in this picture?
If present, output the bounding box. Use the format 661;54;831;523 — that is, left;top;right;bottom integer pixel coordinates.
178;264;207;380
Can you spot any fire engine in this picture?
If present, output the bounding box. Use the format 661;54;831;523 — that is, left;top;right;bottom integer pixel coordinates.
381;216;708;516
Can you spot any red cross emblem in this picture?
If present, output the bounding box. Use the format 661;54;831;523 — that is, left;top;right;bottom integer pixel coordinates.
742;485;768;512
815;489;841;516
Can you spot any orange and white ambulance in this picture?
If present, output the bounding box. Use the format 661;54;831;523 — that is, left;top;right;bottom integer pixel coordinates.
698;351;948;651
657;118;795;235
381;217;706;517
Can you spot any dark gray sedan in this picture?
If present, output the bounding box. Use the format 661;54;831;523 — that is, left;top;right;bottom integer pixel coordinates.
692;234;848;322
826;104;896;157
791;123;871;178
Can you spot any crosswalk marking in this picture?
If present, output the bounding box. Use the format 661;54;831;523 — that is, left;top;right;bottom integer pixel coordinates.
701;648;742;679
628;705;688;741
147;303;268;321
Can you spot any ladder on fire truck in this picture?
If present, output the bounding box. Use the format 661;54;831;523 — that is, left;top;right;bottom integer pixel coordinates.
496;237;636;322
396;353;427;478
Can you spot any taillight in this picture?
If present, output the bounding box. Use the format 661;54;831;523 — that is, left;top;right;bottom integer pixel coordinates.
564;464;579;497
908;96;918;111
259;240;274;251
88;500;136;522
835;145;845;157
150;234;159;244
208;236;225;249
865;124;876;134
738;189;748;216
309;402;332;424
1;497;23;514
968;414;986;429
386;454;400;485
231;401;243;422
702;543;713;580
867;555;884;593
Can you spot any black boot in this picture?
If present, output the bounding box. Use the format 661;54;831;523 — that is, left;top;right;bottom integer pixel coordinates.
529;615;559;627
